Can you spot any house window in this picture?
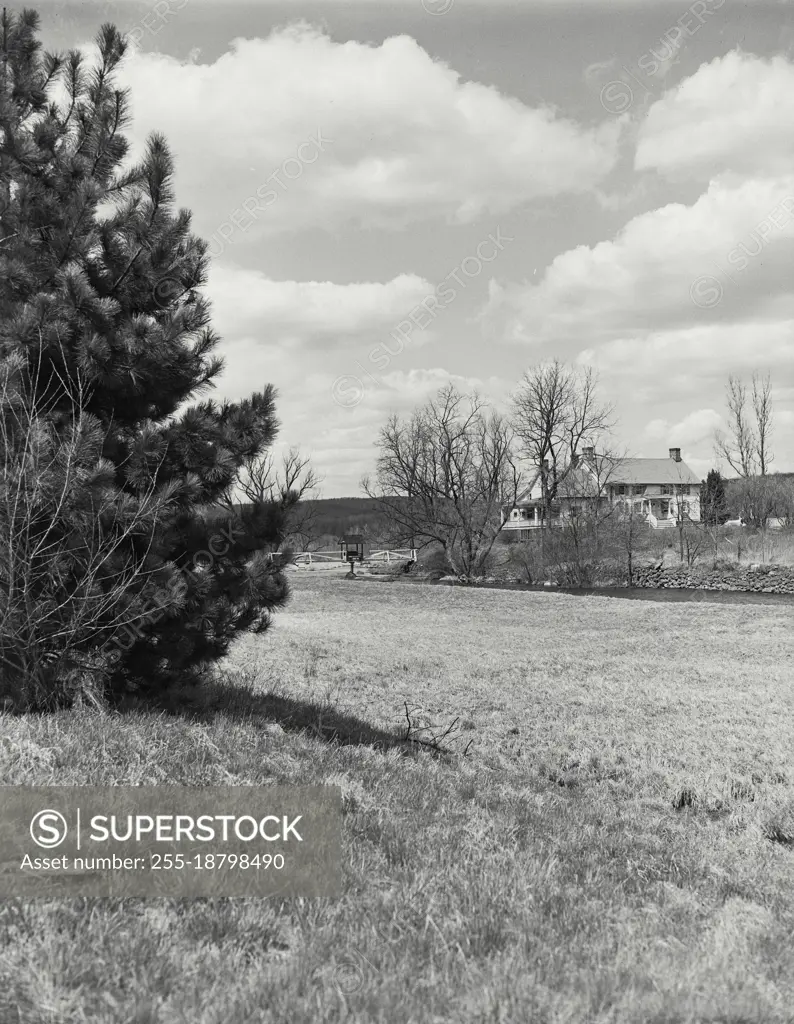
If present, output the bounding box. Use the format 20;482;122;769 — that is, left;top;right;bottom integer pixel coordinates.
617;485;626;495
682;485;690;496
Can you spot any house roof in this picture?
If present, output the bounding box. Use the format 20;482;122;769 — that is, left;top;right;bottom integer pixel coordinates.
513;463;601;503
556;465;603;498
610;458;700;485
510;455;700;504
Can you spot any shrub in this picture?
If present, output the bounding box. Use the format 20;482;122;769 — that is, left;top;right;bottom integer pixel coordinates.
416;546;453;579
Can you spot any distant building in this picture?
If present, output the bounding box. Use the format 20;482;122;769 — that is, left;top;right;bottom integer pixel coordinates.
502;447;701;537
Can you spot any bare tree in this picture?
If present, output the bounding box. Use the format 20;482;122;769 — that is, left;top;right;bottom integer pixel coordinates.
277;450;324;551
620;501;641;585
726;474;780;560
511;361;615;537
715;371;777;542
363;386;521;580
218;447;322;551
715;375;757;478
548;444;626;583
669;461;701;564
774;475;794;529
715;371;774;479
286;499;324;552
0;350;177;706
752;372;774;476
223;446;320;506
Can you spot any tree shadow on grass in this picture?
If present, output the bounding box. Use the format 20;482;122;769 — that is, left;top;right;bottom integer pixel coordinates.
119;678;447;758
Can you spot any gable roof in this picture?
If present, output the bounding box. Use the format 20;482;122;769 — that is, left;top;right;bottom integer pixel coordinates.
514;469;542;504
610;458;700;485
556;464;603;498
510;455;701;504
513;461;602;503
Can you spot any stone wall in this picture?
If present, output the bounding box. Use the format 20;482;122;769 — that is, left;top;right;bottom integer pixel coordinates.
630;563;794;594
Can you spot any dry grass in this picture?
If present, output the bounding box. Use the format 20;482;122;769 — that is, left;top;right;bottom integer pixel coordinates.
1;575;793;1023
726;527;794;565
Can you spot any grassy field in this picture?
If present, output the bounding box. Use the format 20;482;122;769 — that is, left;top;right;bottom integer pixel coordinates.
2;574;794;1023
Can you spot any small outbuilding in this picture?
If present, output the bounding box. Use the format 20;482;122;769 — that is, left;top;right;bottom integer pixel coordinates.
340;534;368;563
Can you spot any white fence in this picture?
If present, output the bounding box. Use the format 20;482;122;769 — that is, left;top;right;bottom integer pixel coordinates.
267;548;417;568
266;550;340;567
369;549;417;563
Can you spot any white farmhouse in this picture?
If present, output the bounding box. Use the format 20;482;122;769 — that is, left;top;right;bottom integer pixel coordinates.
502;447;701;537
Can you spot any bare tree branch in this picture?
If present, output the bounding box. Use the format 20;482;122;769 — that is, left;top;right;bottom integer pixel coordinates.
752;370;774;476
714;370;777;533
217;446;323;550
714;371;775;480
510;360;615;533
363;385;521;579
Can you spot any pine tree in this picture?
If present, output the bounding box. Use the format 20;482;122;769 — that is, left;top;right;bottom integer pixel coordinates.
0;10;289;703
700;469;728;527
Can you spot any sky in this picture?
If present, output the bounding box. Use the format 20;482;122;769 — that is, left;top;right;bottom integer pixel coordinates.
36;0;794;495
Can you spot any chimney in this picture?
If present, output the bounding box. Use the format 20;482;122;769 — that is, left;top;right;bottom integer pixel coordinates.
669;447;681;463
582;446;595;465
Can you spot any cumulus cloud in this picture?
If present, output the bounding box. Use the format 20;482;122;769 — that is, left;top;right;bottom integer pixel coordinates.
205;265;436;352
116;24;620;237
636;52;794;181
482;176;794;347
645;409;724;446
577;320;794;398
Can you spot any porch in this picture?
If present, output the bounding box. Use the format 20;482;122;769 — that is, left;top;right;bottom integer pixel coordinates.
636;498;673;529
501;503;561;530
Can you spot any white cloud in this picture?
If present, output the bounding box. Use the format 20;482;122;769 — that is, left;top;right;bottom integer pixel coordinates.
645;408;724;446
482;176;794;347
577;319;794;396
116;24;620;237
206;265;435;351
636;52;794;181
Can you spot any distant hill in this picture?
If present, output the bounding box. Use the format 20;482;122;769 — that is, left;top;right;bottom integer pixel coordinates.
308;497;393;540
231;496;397;543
